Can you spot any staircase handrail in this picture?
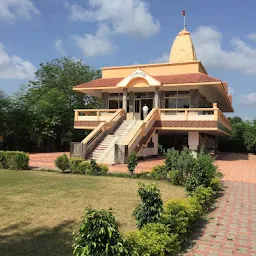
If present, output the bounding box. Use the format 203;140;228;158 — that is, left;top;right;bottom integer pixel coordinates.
122;108;158;154
81;109;125;147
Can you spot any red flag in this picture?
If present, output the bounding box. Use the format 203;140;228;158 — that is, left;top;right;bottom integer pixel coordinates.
182;10;186;16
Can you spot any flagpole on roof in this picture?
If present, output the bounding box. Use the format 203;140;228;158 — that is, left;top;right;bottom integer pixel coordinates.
182;10;186;29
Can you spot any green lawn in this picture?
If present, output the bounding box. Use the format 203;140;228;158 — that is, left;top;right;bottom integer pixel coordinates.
0;170;185;256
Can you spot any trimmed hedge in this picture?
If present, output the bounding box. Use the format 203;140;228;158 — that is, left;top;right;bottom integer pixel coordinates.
0;150;29;170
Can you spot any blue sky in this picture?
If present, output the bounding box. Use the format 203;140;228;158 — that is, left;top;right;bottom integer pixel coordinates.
1;0;256;119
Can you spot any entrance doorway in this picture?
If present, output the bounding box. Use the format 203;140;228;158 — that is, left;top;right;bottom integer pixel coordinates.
134;98;153;120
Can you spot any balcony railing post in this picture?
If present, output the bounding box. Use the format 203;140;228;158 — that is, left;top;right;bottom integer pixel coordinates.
97;111;100;121
75;111;79;121
213;103;218;121
185;110;188;120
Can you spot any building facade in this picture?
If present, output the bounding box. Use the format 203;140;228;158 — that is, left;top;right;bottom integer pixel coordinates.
71;28;233;164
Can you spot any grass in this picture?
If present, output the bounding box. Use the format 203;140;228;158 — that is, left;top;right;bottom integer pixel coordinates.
0;169;186;256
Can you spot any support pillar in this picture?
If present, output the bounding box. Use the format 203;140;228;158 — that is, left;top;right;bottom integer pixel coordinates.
123;88;127;113
188;132;199;155
154;87;160;108
101;92;108;108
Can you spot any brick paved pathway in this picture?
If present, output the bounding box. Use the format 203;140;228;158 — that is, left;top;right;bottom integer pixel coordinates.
184;181;256;256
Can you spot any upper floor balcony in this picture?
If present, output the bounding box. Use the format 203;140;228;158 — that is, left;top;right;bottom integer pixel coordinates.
74;103;232;136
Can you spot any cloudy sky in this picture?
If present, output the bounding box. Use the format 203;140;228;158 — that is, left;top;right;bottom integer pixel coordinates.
1;0;256;119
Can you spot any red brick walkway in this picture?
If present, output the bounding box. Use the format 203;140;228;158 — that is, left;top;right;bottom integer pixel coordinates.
185;153;256;255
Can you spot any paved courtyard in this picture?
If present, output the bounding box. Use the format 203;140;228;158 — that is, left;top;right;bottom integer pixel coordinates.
29;152;256;255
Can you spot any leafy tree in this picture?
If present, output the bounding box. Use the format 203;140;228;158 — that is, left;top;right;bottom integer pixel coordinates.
244;120;256;152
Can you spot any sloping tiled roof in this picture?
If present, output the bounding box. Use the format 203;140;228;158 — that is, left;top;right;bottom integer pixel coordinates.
74;73;221;89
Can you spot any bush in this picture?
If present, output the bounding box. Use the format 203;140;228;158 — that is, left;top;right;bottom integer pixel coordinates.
0;150;29;170
127;152;138;174
87;159;108;176
185;175;200;193
55;154;69;172
210;178;222;192
190;186;216;211
164;149;180;171
168;170;184;185
133;183;163;229
163;198;202;236
192;152;217;188
73;208;130;256
163;199;191;240
78;161;90;174
69;158;84;173
150;165;167;180
127;223;180;256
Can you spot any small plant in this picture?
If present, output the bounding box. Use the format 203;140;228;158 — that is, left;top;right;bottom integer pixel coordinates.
78;161;90;174
168;170;185;185
69;158;84;173
133;183;163;229
127;223;180;256
87;159;108;175
73;208;130;256
164;149;179;171
150;165;167;180
127;152;138;174
190;185;216;211
0;150;29;170
55;154;69;172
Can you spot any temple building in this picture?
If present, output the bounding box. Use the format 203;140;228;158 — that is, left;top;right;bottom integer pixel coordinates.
71;26;233;164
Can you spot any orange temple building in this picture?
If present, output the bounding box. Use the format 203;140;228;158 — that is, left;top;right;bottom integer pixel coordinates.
71;27;233;164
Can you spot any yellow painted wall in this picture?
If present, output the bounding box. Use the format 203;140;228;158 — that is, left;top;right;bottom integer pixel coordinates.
102;61;203;78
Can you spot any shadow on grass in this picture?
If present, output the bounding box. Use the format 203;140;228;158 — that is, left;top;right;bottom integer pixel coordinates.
0;220;74;256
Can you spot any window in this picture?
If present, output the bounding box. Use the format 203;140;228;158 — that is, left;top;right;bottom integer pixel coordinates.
164;91;190;108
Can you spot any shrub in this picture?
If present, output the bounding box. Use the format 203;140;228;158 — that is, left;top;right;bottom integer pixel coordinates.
163;199;191;240
127;152;138;174
0;150;29;170
168;170;184;185
69;158;84;173
177;147;197;177
133;183;163;229
164;149;180;171
185;175;200;193
127;223;180;256
99;164;109;174
55;154;69;172
190;186;216;211
150;165;167;180
73;208;130;256
78;161;90;174
87;159;108;175
210;178;222;192
192;152;217;187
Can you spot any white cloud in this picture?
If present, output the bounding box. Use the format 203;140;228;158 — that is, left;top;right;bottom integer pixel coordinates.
0;0;39;22
0;43;36;79
241;93;256;106
192;26;256;75
73;24;115;57
241;93;256;105
54;39;66;56
151;52;169;63
65;0;159;38
248;33;256;42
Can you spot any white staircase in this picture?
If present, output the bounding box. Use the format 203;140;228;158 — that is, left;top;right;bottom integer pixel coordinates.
89;120;142;164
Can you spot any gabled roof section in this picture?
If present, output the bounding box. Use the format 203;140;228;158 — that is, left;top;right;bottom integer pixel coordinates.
116;68;161;87
73;73;221;90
